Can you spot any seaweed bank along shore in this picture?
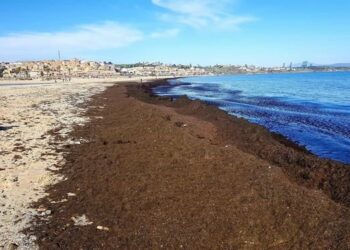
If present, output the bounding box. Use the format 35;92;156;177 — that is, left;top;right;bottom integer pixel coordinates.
28;80;350;249
0;77;169;249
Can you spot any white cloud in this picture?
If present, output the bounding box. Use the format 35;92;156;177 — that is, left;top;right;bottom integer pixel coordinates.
150;28;180;38
0;21;143;60
152;0;256;30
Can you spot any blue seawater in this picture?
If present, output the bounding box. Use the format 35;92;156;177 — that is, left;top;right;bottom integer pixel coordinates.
153;72;350;164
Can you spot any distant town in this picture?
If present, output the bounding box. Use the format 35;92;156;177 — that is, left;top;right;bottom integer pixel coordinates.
0;59;349;81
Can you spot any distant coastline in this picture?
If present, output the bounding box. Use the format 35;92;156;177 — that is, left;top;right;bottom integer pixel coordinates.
0;76;176;85
1;68;349;86
1;59;350;83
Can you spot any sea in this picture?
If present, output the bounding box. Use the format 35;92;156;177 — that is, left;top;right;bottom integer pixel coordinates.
153;71;350;164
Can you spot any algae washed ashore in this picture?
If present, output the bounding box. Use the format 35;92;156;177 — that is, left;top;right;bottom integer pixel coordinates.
0;76;175;249
29;81;350;249
154;71;350;164
0;80;114;249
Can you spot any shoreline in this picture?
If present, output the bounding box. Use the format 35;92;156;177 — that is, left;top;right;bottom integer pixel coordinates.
131;79;350;204
152;76;350;165
143;78;313;154
27;79;350;248
1;69;349;86
0;76;177;86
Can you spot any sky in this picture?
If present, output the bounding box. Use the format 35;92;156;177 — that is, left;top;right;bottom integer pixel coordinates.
0;0;349;66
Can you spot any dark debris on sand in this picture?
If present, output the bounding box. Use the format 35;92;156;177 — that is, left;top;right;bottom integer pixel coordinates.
29;81;350;249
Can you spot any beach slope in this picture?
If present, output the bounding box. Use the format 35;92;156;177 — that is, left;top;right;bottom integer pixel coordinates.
31;81;350;249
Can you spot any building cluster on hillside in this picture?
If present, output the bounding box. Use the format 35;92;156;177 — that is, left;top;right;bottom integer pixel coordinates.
0;60;207;81
116;63;206;77
204;64;298;74
204;62;350;74
1;60;348;81
0;60;117;80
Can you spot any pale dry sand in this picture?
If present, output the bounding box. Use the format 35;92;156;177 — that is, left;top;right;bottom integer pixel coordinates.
0;76;175;86
0;78;160;249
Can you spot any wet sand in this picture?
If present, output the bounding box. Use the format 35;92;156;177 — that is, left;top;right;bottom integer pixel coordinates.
29;80;350;249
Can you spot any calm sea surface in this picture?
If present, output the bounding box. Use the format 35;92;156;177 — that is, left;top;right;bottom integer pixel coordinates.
154;72;350;164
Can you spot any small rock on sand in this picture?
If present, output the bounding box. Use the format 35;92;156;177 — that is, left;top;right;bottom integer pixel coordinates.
97;226;110;231
71;215;93;226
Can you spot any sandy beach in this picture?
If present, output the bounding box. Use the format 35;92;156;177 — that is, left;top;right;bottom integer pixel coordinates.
2;0;350;248
12;80;347;249
0;77;168;249
0;76;173;86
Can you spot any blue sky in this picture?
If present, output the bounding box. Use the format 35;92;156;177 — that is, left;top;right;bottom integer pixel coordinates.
0;0;349;66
